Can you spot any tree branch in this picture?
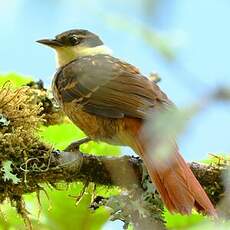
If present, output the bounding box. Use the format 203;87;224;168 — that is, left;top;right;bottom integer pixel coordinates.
1;147;225;229
49;150;226;205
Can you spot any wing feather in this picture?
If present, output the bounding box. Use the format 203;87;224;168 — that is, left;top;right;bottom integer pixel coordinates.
55;54;171;119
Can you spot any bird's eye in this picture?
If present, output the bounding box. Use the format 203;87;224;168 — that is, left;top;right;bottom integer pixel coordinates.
69;35;80;45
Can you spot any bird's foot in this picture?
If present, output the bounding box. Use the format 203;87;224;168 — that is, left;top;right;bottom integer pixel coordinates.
64;137;91;152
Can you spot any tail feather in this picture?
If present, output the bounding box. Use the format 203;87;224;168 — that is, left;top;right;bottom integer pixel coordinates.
137;143;216;216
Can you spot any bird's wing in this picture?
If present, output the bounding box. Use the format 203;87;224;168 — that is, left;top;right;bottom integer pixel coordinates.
55;54;171;119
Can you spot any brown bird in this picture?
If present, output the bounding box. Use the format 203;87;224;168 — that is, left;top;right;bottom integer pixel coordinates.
37;29;216;216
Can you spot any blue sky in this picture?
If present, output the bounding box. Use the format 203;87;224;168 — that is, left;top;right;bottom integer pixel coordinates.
0;1;229;228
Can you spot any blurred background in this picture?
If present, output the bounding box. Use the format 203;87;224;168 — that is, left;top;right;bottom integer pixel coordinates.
0;0;230;229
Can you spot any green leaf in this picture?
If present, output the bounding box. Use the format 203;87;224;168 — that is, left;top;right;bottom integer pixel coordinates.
202;153;229;164
1;160;21;184
40;122;121;156
39;123;83;150
164;209;206;229
38;183;110;230
0;201;24;228
0;73;32;87
187;221;230;230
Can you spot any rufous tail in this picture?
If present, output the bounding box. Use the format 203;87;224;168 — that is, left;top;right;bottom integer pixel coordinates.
137;142;217;216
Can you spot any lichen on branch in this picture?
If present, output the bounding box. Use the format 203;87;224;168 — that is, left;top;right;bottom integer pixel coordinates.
0;81;52;227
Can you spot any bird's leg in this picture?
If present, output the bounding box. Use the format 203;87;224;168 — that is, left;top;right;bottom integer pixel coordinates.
64;137;91;152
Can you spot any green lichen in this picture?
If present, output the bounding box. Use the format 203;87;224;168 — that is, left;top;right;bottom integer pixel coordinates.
1;160;21;184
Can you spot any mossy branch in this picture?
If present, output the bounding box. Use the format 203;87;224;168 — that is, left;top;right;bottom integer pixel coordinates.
32;149;226;206
0;146;226;229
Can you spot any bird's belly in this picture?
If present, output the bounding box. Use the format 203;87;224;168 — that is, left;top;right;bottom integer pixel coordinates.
63;103;126;145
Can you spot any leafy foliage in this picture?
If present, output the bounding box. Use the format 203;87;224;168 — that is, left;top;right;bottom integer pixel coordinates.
28;183;110;230
0;73;31;87
165;210;206;229
40;123;120;156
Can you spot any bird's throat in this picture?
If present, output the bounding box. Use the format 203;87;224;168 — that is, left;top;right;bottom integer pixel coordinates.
55;45;112;68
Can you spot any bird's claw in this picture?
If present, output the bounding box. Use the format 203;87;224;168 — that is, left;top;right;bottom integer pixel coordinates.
64;137;91;152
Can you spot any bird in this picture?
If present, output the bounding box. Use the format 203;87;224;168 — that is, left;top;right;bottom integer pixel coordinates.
37;29;216;216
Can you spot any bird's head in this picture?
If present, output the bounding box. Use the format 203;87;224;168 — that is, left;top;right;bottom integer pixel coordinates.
37;29;112;67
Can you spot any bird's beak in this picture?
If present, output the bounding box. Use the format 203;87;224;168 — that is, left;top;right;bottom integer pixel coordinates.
36;39;62;47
